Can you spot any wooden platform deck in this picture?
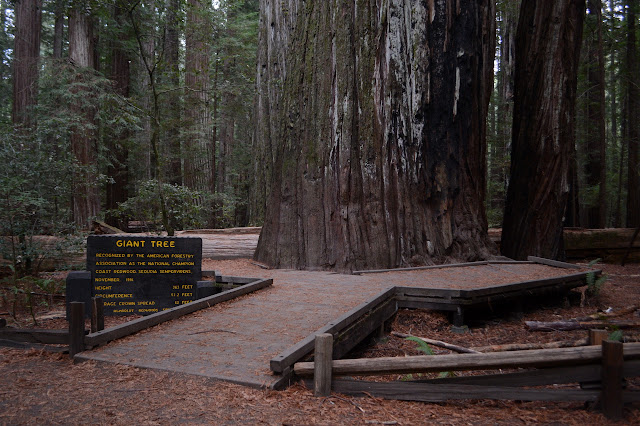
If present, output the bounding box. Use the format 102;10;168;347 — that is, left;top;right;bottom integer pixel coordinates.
75;260;596;389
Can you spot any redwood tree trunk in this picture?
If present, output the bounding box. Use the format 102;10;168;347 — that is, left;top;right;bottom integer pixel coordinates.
251;0;300;223
626;2;640;228
501;0;586;260
164;0;182;186
12;0;42;127
69;6;100;228
255;0;496;271
488;0;519;220
183;0;212;192
52;0;64;59
105;4;130;228
584;0;607;228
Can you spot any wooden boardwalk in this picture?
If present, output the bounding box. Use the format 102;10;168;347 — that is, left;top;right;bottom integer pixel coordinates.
76;262;589;389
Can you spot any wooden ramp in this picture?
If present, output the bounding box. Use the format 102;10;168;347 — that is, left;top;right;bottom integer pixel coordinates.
75;261;594;389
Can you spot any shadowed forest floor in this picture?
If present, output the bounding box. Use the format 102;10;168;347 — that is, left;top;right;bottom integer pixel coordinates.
1;260;639;424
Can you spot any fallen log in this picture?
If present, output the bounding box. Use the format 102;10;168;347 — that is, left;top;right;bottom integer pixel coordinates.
489;228;640;262
471;338;589;353
525;320;640;332
391;332;481;354
622;225;640;266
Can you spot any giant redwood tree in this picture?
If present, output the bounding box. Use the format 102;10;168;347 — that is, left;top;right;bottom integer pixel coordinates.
255;0;496;271
501;0;586;260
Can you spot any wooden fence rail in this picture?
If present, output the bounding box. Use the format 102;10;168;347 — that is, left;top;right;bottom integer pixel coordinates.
298;337;640;420
294;342;640;377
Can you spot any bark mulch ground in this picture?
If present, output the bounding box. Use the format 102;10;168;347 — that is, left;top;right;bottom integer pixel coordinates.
1;260;639;424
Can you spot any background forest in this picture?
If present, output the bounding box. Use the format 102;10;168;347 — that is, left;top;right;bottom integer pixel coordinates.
1;0;639;267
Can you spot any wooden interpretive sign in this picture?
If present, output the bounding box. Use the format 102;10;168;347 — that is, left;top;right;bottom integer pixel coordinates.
87;235;202;316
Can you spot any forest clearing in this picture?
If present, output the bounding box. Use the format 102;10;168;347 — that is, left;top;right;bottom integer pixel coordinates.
2;0;640;424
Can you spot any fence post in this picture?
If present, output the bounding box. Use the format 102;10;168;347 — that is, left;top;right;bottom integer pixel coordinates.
589;329;607;346
69;301;85;358
314;333;333;397
601;340;623;421
91;296;104;333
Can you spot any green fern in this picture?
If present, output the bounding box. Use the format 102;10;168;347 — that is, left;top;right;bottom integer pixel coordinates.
405;336;435;355
585;258;608;297
405;336;455;378
608;330;623;342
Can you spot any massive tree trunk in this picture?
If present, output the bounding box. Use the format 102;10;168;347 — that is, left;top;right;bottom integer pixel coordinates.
69;5;100;228
255;0;496;271
183;0;213;193
12;0;42;127
501;0;586;260
626;2;640;228
582;0;607;228
250;0;300;223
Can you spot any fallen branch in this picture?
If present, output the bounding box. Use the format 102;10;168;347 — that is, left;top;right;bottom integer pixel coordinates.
471;338;588;353
525;320;640;332
391;332;481;354
574;305;639;321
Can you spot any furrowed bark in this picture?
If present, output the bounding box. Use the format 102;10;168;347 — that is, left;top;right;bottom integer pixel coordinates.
501;0;586;260
255;0;496;271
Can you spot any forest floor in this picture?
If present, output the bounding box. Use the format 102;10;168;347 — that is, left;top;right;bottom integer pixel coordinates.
1;259;639;424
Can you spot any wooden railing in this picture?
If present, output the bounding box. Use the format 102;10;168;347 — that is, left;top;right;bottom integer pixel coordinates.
297;334;640;421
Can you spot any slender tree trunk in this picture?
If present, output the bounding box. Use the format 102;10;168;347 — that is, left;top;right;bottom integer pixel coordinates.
255;0;496;271
584;0;607;228
211;51;219;195
105;3;130;228
490;0;518;216
52;0;64;59
620;85;629;226
610;2;621;227
501;0;586;260
131;0;155;181
626;2;640;227
183;0;212;192
12;0;42;127
0;2;6;82
217;106;234;198
69;5;100;228
164;0;182;186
